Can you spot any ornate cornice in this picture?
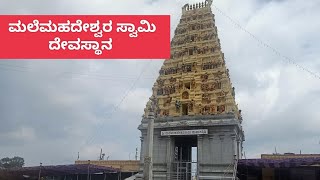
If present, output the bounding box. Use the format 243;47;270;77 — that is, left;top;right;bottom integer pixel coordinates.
142;113;236;123
138;117;241;130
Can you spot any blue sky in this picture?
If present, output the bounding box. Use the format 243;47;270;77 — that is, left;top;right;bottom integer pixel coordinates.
0;0;320;166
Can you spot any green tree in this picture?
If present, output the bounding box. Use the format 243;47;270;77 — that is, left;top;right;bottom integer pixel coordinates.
0;156;24;169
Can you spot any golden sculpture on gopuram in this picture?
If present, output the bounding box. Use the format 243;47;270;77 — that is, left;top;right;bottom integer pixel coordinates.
143;0;242;121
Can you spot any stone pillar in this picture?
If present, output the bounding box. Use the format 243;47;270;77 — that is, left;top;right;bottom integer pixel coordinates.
219;135;224;163
197;135;203;175
140;136;144;171
237;139;240;160
166;136;172;180
143;111;155;180
231;135;236;161
208;135;214;164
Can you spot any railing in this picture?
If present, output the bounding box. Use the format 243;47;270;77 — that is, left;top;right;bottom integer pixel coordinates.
172;161;198;180
183;0;213;12
221;156;238;180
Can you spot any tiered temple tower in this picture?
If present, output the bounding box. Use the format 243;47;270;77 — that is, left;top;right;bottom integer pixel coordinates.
137;0;245;179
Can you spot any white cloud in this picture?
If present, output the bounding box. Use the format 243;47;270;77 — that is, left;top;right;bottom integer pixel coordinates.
119;88;151;115
0;126;36;142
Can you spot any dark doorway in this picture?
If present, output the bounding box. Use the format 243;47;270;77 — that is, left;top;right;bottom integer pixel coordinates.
182;104;188;115
173;136;197;180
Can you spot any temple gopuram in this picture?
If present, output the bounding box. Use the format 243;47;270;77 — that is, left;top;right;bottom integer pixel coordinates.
136;0;245;179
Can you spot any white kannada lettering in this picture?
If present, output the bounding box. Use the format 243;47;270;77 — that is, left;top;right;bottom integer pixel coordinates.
102;20;112;32
67;38;81;50
8;20;27;32
117;23;138;38
80;41;100;51
49;37;61;50
95;50;102;55
137;20;156;32
8;19;115;38
94;30;103;38
82;23;89;32
27;19;40;32
49;37;113;55
116;23;135;32
70;20;83;32
89;20;100;33
60;41;68;50
39;20;57;32
58;20;71;32
81;20;100;33
129;31;138;38
101;38;112;50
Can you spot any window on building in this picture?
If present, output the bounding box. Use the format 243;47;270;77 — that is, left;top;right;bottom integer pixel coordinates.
185;83;191;90
189;49;193;56
191;36;195;42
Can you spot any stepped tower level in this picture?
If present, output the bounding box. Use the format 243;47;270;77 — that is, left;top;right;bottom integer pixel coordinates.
137;0;245;179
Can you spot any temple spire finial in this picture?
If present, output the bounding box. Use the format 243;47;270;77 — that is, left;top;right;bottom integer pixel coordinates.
182;0;213;13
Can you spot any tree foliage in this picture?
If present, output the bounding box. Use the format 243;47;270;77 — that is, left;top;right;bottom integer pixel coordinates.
0;156;24;169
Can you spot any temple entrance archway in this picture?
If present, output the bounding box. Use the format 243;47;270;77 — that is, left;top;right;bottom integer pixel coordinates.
173;136;198;180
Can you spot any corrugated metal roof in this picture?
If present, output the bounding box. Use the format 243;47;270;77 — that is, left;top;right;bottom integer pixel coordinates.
1;164;120;177
238;157;320;168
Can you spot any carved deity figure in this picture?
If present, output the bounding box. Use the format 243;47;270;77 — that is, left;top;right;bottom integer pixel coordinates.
217;105;225;113
148;95;157;112
202;93;211;104
170;77;176;83
213;71;224;79
191;79;196;88
179;81;183;90
232;87;235;97
188;100;194;112
182;91;189;99
239;109;243;120
162;110;169;116
201;81;221;92
157;88;163;95
175;100;181;112
157;79;164;86
201;73;209;82
165;96;172;104
210;105;216;113
144;156;151;165
202;106;210;115
217;97;226;103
